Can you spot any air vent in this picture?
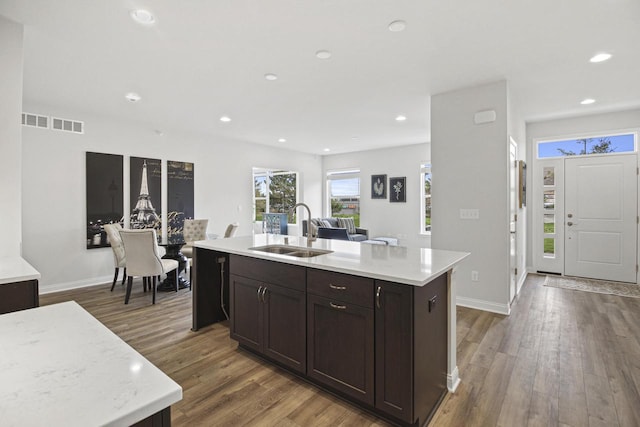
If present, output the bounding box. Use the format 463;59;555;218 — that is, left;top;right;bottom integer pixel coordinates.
51;116;84;134
21;112;49;129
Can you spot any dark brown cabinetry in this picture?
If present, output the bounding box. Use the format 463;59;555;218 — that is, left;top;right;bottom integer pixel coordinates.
375;274;449;425
229;255;306;373
218;252;449;426
0;279;39;315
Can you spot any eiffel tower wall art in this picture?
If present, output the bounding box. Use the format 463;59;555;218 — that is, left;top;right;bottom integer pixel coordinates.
86;152;124;249
167;161;194;238
130;157;162;231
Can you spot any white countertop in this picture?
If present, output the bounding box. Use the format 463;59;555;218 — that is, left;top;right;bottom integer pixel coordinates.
195;234;469;286
0;256;41;285
0;301;182;427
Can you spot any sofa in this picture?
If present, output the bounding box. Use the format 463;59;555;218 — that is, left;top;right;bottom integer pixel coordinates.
302;218;369;242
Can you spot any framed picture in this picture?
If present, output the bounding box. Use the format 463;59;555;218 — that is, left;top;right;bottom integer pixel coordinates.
86;152;123;249
389;177;406;203
371;174;387;199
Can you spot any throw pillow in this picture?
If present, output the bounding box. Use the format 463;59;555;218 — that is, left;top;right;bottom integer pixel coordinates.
337;217;356;234
320;219;332;228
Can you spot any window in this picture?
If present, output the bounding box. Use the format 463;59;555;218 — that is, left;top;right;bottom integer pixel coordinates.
542;167;556;257
327;169;360;226
420;163;432;232
537;133;635;158
253;168;298;223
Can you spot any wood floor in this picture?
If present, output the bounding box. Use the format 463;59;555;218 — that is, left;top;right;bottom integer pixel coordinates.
39;273;640;426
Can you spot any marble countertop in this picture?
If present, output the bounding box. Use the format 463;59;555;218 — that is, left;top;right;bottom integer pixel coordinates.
195;234;469;286
0;256;41;285
0;301;182;427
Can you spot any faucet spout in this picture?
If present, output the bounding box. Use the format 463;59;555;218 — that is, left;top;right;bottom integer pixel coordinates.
290;202;315;246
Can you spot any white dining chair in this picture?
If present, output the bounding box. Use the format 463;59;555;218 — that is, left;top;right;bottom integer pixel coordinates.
119;229;179;304
104;223;126;291
224;222;239;238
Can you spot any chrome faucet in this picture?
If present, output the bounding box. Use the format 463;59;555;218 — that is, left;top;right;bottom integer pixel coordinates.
290;202;315;246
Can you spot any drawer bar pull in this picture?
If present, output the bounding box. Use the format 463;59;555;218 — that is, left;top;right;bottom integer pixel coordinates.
329;302;347;310
329;284;347;290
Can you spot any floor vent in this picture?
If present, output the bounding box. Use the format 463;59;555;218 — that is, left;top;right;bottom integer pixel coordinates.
51;116;84;134
21;112;49;129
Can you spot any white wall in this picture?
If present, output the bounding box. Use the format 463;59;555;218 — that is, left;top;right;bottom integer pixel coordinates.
322;143;431;248
0;16;23;257
431;80;512;314
525;108;640;270
22;103;322;292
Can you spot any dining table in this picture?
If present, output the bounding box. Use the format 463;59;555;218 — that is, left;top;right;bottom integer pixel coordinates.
157;236;190;291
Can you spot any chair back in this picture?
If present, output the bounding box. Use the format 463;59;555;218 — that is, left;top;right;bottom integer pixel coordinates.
119;229;164;277
224;222;239;238
183;219;209;244
104;223;126;268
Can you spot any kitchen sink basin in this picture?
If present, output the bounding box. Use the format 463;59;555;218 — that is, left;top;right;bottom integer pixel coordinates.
249;245;333;258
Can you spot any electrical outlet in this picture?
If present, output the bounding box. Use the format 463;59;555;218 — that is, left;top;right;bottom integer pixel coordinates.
471;271;479;282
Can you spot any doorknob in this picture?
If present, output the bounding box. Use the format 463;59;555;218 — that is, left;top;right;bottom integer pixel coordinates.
567;221;573;226
567;213;573;218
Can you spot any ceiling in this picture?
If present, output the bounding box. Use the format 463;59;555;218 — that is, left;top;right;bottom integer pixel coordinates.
2;0;639;155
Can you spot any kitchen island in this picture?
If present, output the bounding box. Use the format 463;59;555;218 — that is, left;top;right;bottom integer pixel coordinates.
0;301;182;427
193;234;468;427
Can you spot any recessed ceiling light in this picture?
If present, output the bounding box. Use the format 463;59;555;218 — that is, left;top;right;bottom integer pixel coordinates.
125;92;141;102
220;116;232;122
580;98;596;105
130;9;155;25
278;138;286;143
589;53;612;63
323;148;331;152
154;129;164;136
315;50;332;60
395;115;407;121
388;20;407;32
264;73;278;81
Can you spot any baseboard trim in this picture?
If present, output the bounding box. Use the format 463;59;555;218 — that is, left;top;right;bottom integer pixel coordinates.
447;366;461;393
456;296;510;315
39;275;112;295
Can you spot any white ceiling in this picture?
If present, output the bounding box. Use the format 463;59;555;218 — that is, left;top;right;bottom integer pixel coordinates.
2;0;639;155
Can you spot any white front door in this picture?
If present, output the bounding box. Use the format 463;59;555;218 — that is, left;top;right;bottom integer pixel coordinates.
564;154;637;282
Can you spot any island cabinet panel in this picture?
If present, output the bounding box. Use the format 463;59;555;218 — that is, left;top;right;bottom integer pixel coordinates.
229;255;306;374
0;279;39;315
229;274;262;351
307;294;374;406
374;280;414;423
412;273;448;425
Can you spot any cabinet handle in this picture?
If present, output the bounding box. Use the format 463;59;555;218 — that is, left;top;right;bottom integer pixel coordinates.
329;283;347;290
261;287;268;303
329;302;347;310
257;286;263;302
376;286;382;309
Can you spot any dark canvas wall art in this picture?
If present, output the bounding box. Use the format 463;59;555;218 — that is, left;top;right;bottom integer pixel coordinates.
130;157;162;230
86;152;123;249
167;160;194;237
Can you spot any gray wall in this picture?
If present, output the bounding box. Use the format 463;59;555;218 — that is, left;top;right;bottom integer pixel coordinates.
0;16;23;257
431;80;515;314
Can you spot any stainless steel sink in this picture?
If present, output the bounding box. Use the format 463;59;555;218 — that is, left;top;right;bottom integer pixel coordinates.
249;245;333;258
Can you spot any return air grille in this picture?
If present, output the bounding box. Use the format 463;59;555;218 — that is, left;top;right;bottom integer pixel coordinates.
21;113;84;134
51;116;84;134
21;112;49;129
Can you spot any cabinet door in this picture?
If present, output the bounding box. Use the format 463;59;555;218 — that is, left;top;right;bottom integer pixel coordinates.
307;294;374;405
375;281;414;423
229;274;262;352
262;283;306;373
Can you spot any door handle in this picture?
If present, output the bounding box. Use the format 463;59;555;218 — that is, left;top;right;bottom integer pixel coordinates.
376;286;382;309
260;286;267;303
329;302;347;310
257;286;263;301
567;221;576;226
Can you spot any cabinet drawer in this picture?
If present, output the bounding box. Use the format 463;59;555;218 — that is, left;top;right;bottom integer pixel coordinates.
307;269;373;308
230;255;306;291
